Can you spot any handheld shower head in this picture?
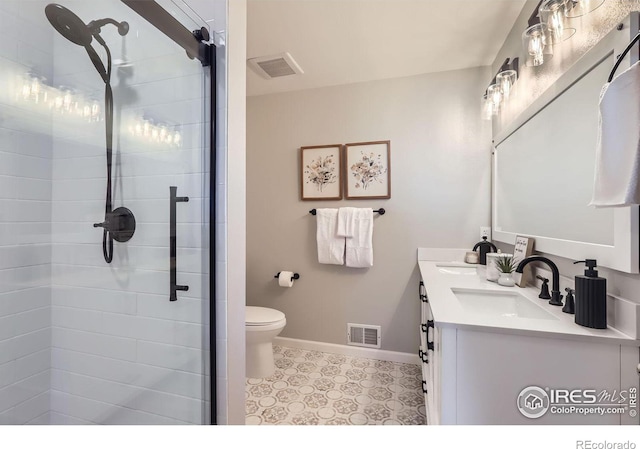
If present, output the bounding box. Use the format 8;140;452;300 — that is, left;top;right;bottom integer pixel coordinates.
45;4;130;47
45;3;93;46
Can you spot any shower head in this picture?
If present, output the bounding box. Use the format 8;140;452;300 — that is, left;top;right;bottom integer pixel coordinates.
45;3;93;47
45;3;130;47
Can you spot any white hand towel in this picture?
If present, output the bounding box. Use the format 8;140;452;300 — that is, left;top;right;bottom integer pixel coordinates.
590;60;640;207
315;208;344;265
345;208;374;268
337;207;357;237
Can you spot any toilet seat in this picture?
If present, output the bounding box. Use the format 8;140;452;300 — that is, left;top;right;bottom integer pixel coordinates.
246;306;286;326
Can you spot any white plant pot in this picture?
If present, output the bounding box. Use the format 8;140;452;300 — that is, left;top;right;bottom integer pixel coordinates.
498;272;516;287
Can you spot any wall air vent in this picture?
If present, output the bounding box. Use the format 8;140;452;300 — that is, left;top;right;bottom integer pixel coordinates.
247;52;304;79
347;323;381;349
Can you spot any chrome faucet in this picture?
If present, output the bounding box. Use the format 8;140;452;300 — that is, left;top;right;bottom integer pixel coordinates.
515;256;563;306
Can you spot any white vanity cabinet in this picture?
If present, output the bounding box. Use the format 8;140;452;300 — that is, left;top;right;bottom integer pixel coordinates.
418;276;640;425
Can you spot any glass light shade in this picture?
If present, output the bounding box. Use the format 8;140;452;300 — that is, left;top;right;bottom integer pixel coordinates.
565;0;605;18
539;0;575;44
481;94;494;120
522;24;554;66
496;70;517;99
487;84;503;114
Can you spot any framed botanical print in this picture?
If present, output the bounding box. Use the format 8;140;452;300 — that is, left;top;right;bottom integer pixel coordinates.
344;140;391;199
300;144;343;200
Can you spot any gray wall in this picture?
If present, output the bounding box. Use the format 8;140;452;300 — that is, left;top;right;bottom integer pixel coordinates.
247;67;492;353
491;0;640;304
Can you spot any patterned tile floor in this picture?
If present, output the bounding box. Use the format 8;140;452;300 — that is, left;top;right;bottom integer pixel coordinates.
245;345;426;425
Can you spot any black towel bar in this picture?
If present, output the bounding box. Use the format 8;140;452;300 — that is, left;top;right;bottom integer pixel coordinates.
309;208;385;215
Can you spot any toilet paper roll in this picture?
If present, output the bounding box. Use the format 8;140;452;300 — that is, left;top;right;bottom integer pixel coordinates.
278;271;295;288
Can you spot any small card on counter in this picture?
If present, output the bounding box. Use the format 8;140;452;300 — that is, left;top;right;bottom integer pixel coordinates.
513;236;535;287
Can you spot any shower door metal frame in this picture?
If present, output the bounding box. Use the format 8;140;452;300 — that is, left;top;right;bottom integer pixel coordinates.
121;0;218;425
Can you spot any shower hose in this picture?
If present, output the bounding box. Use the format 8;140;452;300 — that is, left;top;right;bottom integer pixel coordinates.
90;34;115;263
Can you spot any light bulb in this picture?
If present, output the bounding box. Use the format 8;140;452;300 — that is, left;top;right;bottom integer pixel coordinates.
496;70;517;99
550;10;563;39
523;24;551;67
482;94;494;120
529;33;543;65
486;84;502;115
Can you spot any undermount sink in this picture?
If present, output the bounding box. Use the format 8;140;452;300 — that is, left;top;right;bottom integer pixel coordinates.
435;263;478;275
451;288;557;320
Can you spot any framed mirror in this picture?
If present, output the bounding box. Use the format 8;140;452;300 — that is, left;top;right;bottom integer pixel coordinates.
492;13;639;273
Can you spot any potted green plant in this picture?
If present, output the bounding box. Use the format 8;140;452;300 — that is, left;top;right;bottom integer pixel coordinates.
495;255;517;287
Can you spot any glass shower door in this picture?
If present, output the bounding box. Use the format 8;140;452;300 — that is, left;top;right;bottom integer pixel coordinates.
0;0;213;424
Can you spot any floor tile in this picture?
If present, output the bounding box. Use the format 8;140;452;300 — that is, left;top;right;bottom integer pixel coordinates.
246;345;427;425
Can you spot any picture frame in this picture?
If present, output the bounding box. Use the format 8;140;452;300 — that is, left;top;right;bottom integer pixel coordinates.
344;140;391;199
513;235;535;287
300;144;343;201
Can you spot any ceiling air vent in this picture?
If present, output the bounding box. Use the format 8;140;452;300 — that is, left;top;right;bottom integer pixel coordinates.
247;52;304;79
347;323;381;349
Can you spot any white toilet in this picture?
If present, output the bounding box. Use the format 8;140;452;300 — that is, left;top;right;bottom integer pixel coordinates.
246;306;286;378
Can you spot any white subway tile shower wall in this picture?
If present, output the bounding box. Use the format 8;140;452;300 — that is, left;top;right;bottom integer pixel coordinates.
0;0;53;424
0;0;223;424
47;0;211;424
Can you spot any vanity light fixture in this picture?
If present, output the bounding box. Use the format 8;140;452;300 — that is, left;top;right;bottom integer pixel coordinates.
539;0;576;44
482;58;519;120
565;0;606;18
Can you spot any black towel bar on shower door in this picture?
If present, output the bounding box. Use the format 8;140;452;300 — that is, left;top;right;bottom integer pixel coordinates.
309;208;386;215
170;186;189;301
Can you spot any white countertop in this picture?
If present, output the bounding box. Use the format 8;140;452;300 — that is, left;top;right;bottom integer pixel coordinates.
418;260;640;346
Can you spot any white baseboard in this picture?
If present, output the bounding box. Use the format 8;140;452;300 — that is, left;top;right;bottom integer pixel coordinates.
274;337;420;365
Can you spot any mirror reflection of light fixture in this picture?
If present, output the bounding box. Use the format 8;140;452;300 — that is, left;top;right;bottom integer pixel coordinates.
565;0;606;18
540;0;576;44
523;23;553;66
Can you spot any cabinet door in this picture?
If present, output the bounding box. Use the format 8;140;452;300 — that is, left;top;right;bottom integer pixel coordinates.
419;280;438;424
429;324;440;425
455;330;622;424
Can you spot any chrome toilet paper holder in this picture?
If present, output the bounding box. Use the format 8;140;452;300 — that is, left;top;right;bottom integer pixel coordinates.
274;272;300;281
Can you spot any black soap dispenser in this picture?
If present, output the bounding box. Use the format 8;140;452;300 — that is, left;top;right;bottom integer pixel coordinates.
473;236;498;265
573;259;607;329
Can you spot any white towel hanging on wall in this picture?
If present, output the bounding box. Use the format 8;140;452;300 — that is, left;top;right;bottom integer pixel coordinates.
590;61;640;207
315;208;344;265
344;208;374;268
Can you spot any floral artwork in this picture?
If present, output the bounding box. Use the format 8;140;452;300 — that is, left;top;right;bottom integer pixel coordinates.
350;152;387;190
304;155;337;192
345;141;391;199
300;145;342;200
